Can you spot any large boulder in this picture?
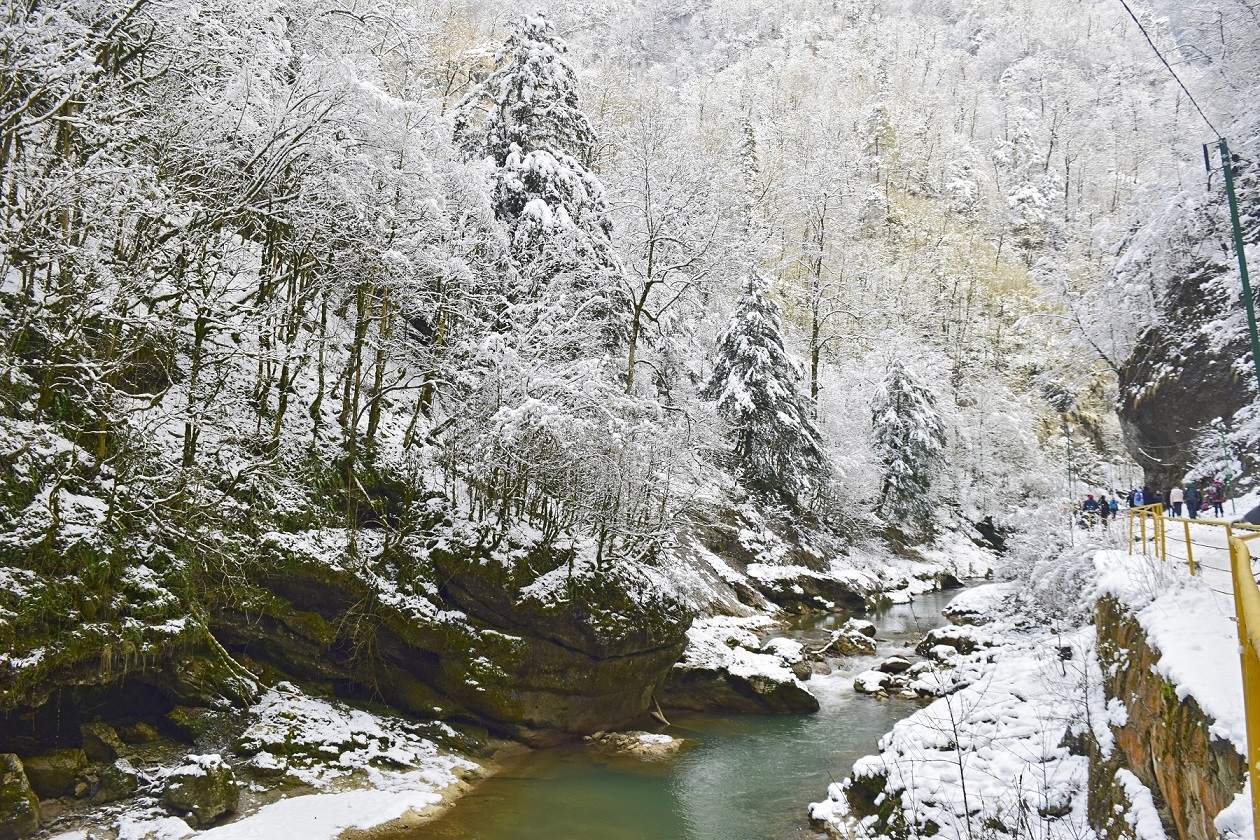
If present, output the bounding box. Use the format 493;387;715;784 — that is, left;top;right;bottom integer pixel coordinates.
916;626;989;660
815;622;877;657
80;722;126;763
744;564;871;612
21;749;86;799
0;755;38;840
657;618;819;714
214;524;693;745
90;758;139;804
162;754;238;827
662;663;820;713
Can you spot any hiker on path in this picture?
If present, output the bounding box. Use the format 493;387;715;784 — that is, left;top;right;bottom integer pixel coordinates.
1185;483;1202;519
1169;486;1184;517
1082;494;1101;528
1099;495;1112;527
1209;480;1226;517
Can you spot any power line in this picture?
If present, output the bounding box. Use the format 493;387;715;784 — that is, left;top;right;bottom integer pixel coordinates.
1115;0;1221;138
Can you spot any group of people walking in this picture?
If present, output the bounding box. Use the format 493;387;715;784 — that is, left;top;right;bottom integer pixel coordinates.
1128;479;1227;519
1074;479;1229;529
1080;493;1119;527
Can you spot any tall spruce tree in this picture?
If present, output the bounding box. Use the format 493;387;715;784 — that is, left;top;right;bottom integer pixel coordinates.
451;15;625;348
871;359;947;535
701;277;829;505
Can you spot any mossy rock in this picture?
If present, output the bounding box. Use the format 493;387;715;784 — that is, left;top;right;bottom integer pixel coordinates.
846;766;890;820
119;722;161;745
0;755;38;840
162;755;238;827
166;707;220;744
80;722;125;763
89;758;138;804
21;749;86;799
239;534;691;744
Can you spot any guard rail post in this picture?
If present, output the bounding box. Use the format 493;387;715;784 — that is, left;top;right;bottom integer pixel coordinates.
1229;534;1260;839
1183;518;1196;575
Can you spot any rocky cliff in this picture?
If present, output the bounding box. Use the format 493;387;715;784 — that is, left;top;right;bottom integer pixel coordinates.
1115;148;1259;490
1090;595;1245;840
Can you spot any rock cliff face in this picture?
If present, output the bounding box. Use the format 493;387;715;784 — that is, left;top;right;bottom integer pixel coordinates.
1118;264;1251;490
212;527;693;747
1115;154;1259;490
1090;595;1245;840
0;515;693;756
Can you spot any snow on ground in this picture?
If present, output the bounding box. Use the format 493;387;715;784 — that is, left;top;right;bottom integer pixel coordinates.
678;615;805;685
235;682;480;789
84;683;483;840
195;788;450;840
1094;549;1245;752
810;612;1095;840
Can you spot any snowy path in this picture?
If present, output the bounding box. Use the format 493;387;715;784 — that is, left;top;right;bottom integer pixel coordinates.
1141;515;1240;619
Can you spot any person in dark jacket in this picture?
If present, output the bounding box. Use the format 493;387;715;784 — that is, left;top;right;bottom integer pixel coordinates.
1082;494;1100;528
1099;495;1112;527
1185;483;1202;519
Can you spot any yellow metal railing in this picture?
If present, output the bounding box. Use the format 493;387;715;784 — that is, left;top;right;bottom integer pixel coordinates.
1124;503;1252;576
1126;503;1260;833
1231;533;1260;837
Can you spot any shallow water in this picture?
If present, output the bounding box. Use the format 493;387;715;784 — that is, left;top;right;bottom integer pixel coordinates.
413;589;959;840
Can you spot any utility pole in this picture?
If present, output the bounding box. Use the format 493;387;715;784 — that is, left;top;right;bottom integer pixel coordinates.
1214;138;1260;396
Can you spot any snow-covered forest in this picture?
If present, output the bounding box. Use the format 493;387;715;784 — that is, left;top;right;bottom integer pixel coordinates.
0;0;1257;837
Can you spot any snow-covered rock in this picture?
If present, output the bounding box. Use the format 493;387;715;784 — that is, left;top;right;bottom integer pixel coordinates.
942;582;1016;626
585;731;691;761
658;617;819;714
161;755;238;827
853;670;893;696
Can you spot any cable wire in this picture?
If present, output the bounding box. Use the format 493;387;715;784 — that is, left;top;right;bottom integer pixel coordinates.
1115;0;1221;137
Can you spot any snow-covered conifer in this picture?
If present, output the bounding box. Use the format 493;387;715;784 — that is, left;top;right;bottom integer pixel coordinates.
871;359;947;535
701;276;829;506
451;14;626;348
452;14;595;166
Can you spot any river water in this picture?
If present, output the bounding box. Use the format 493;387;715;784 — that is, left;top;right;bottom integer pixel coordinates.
413;589;959;840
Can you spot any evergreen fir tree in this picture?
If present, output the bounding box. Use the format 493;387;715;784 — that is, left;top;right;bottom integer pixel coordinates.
451;15;625;348
701;277;829;505
452;15;596;167
871;359;947;535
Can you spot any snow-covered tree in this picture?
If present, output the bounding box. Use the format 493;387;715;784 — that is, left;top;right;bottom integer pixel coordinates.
871;358;947;535
701;277;829;506
452;14;626;349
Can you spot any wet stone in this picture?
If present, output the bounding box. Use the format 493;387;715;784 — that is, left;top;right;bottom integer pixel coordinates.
21;749;87;799
878;656;913;674
80;723;126;764
0;754;40;840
